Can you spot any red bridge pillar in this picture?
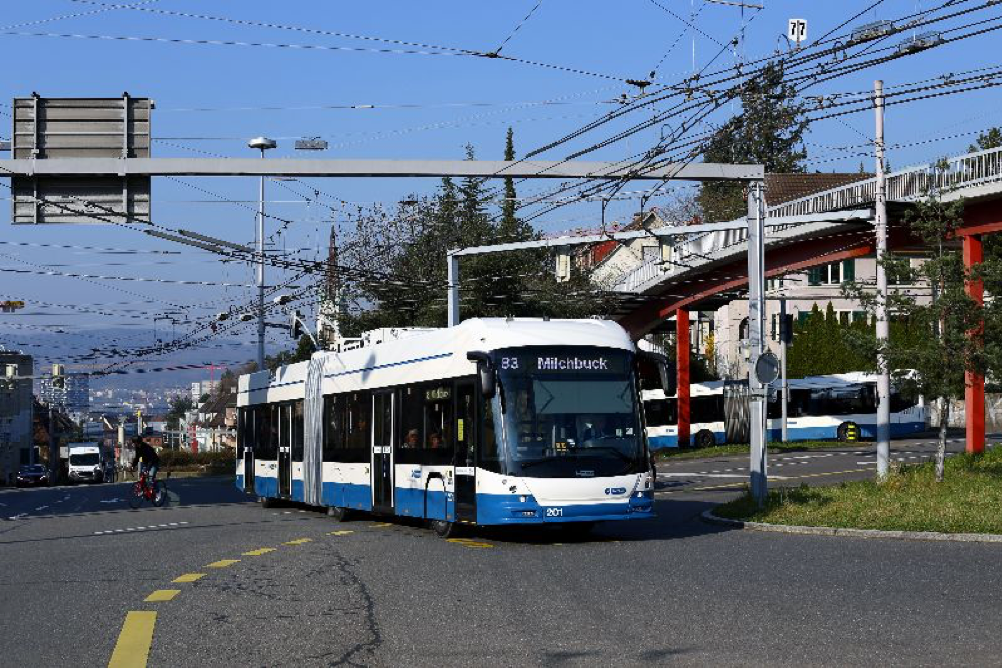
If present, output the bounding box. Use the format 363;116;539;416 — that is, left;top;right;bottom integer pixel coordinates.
963;233;985;454
676;310;690;448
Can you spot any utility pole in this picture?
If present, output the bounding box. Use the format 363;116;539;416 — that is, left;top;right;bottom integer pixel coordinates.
874;81;891;479
447;253;460;327
48;404;58;485
248;137;277;370
747;181;768;505
780;297;789;443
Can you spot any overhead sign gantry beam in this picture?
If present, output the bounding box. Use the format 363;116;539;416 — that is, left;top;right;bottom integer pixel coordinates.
0;157;763;181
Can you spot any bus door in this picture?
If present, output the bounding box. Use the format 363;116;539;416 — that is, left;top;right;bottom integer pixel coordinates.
371;392;394;512
241;408;255;494
454;382;476;522
278;403;292;497
244;445;256;494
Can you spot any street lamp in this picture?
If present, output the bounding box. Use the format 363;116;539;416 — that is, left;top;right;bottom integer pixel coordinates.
248;136;277;371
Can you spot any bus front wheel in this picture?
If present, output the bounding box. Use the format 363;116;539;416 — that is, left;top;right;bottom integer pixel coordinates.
695;430;716;449
431;520;458;538
259;495;276;509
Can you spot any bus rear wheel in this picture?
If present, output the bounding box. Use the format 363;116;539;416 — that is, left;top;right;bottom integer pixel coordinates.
431;520;458;538
259;495;277;509
327;506;351;522
695;430;716;449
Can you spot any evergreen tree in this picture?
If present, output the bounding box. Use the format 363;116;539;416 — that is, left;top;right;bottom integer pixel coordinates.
843;167;1002;481
698;63;809;222
968;127;1002;152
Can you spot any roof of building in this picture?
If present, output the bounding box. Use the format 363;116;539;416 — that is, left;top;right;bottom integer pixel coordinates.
765;172;871;207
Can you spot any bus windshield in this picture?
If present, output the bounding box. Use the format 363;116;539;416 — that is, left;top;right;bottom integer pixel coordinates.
496;347;645;478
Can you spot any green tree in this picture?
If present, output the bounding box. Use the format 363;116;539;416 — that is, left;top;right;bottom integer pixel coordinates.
339;135;610;334
698;63;809;222
844;172;1002;481
166;395;193;430
968;127;1002;152
265;335;315;372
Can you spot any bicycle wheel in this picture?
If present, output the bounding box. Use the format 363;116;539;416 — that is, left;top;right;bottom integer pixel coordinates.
127;481;144;509
152;481;168;507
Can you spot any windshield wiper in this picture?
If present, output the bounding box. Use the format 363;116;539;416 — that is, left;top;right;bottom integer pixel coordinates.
518;456;567;470
570;445;633;464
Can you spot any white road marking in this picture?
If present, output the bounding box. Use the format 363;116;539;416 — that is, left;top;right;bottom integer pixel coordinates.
99;499;122;504
661;472;789;480
8;513;27;520
96;521;188;536
35;506;48;511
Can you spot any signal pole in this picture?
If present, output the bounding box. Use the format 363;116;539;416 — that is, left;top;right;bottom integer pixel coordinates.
747;181;768;505
874;81;891;479
780;298;789;443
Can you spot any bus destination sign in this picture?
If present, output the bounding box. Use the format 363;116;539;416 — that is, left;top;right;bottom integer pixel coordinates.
497;350;627;374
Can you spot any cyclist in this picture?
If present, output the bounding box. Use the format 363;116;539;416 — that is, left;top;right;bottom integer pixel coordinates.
130;436;160;487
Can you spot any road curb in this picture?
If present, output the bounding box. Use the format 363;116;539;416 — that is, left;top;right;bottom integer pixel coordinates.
700;509;1002;543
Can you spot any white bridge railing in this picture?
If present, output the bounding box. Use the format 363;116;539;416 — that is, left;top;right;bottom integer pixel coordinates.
611;146;1002;294
769;145;1002;217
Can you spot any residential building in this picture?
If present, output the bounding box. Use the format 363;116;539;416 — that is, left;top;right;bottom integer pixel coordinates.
190;380;219;402
38;371;90;412
0;350;33;484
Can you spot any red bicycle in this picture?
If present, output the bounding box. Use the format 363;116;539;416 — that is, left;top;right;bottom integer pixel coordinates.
127;468;169;508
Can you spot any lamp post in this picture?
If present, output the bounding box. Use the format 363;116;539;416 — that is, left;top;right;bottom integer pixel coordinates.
248;136;277;371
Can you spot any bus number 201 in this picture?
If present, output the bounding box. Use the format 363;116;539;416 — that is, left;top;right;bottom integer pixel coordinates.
545;507;563;517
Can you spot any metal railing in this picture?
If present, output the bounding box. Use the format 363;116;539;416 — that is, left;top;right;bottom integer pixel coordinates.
611;146;1002;293
769;145;1002;218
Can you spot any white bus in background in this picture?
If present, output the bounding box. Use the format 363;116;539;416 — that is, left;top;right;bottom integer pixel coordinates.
236;318;661;537
643;372;927;449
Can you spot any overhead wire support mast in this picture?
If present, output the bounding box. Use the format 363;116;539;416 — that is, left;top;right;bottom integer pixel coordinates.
874;80;891;480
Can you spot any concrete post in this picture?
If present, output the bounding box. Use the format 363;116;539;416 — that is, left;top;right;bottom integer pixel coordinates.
874;79;891;479
747;181;768;505
447;253;460;327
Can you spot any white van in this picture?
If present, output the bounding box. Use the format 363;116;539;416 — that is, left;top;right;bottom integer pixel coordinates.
67;442;111;484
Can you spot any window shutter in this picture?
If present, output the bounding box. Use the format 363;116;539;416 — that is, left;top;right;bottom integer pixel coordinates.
807;267;822;286
842;259;855;282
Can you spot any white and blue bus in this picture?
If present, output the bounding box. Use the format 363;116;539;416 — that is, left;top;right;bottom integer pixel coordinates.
643;373;927;449
236;318;658;536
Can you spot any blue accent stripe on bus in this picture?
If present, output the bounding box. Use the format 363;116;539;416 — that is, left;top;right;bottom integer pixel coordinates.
324;352;453;378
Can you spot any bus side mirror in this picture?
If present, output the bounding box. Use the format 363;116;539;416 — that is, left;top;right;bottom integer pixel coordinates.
467;352;496;399
640;351;675;396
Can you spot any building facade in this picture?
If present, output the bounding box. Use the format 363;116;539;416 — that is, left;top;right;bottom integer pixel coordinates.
0;351;34;483
38;372;90;413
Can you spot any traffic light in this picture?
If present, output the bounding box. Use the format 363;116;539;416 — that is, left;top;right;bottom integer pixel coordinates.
290;310;304;339
779;314;794;344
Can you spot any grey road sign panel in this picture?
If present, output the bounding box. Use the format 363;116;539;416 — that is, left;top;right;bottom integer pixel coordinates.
10;95;152;224
12;175;150;224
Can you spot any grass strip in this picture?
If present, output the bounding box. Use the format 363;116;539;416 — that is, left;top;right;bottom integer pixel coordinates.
715;446;1002;534
655;440;873;461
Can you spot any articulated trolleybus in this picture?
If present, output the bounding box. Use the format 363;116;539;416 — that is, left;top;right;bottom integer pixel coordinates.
236;318;660;537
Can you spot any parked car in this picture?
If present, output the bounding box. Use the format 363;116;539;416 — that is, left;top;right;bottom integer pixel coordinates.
16;464;49;488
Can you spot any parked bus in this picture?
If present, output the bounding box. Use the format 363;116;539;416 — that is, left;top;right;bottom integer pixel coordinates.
236;318;660;536
643;373;926;449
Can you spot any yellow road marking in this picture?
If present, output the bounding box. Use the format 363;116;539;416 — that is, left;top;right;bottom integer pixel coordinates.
144;589;180;602
283;538;312;545
327;530;354;536
107;611;156;668
242;548;276;556
446;538;493;549
206;559;240;568
172;573;205;583
370;522;392;528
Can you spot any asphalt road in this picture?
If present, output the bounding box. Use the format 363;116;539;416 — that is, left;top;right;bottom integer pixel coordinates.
2;436;1001;667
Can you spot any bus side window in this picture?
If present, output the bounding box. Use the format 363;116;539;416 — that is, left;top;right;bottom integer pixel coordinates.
344;392;371;463
480;395;502;473
291;400;304;463
322;395;341;462
397;385;423;465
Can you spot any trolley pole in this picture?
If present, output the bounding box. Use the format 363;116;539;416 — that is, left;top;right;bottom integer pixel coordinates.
747;181;768;505
874;80;891;479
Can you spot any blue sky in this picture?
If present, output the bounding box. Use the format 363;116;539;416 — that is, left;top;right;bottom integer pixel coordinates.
0;0;999;374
